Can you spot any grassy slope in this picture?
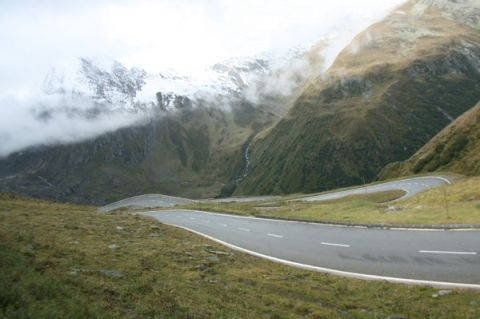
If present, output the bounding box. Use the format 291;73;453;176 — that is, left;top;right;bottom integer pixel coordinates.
1;194;480;318
380;101;480;179
235;0;480;197
186;176;480;226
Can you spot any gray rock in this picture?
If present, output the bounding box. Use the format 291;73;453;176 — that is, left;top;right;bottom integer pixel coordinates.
207;249;231;256
69;268;89;275
432;289;452;298
207;255;220;263
23;243;35;254
386;206;401;212
100;269;122;278
108;244;120;249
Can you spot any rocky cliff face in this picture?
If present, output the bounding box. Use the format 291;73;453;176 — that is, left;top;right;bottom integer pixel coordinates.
234;0;480;196
379;100;480;179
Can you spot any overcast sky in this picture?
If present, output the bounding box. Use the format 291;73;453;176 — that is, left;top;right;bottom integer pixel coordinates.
0;0;406;156
0;0;405;88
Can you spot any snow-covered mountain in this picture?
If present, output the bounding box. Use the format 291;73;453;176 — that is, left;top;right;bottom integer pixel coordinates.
40;47;310;116
0;48;313;204
144;46;309;105
43;59;147;111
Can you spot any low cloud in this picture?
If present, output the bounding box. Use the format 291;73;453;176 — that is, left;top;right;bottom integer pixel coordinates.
0;92;149;157
0;0;406;157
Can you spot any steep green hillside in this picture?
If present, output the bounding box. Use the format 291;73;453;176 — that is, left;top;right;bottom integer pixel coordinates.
0;103;277;205
380;101;480;178
235;0;480;196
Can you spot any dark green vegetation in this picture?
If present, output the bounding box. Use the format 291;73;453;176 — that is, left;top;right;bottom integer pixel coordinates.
380;101;480;179
0;102;278;205
234;0;480;196
1;194;480;318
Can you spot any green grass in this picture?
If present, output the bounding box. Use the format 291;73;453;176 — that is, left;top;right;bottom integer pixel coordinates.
183;177;480;226
1;193;480;318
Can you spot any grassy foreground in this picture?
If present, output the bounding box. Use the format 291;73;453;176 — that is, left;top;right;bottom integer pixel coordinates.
1;194;479;318
185;177;480;226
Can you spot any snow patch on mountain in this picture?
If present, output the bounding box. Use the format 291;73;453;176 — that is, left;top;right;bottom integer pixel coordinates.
0;46;315;157
41;46;310;115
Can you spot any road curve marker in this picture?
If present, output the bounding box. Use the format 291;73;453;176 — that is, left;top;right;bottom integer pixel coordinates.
419;250;477;255
267;233;283;238
321;242;350;248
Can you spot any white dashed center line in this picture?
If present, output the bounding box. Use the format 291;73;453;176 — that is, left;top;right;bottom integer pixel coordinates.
267;233;283;238
419;250;477;255
190;217;196;220
220;223;228;227
321;242;350;248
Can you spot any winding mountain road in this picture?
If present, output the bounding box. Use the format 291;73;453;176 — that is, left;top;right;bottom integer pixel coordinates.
124;176;480;288
299;176;451;202
99;194;194;213
146;209;480;288
100;176;451;212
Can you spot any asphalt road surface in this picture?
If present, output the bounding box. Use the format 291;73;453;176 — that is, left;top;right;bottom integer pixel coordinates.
101;176;450;212
99;194;194;213
300;176;451;202
147;210;480;288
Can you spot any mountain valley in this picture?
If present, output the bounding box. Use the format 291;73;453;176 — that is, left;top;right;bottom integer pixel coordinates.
1;0;479;204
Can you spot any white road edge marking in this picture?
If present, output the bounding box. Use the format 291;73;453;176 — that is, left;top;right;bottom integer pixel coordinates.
419;250;477;255
267;233;283;238
238;227;250;232
391;228;442;232
152;209;480;232
158;222;480;290
436;176;452;185
321;242;350;248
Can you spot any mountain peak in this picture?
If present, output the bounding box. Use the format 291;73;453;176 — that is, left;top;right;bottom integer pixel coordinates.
234;0;480;197
327;0;480;77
